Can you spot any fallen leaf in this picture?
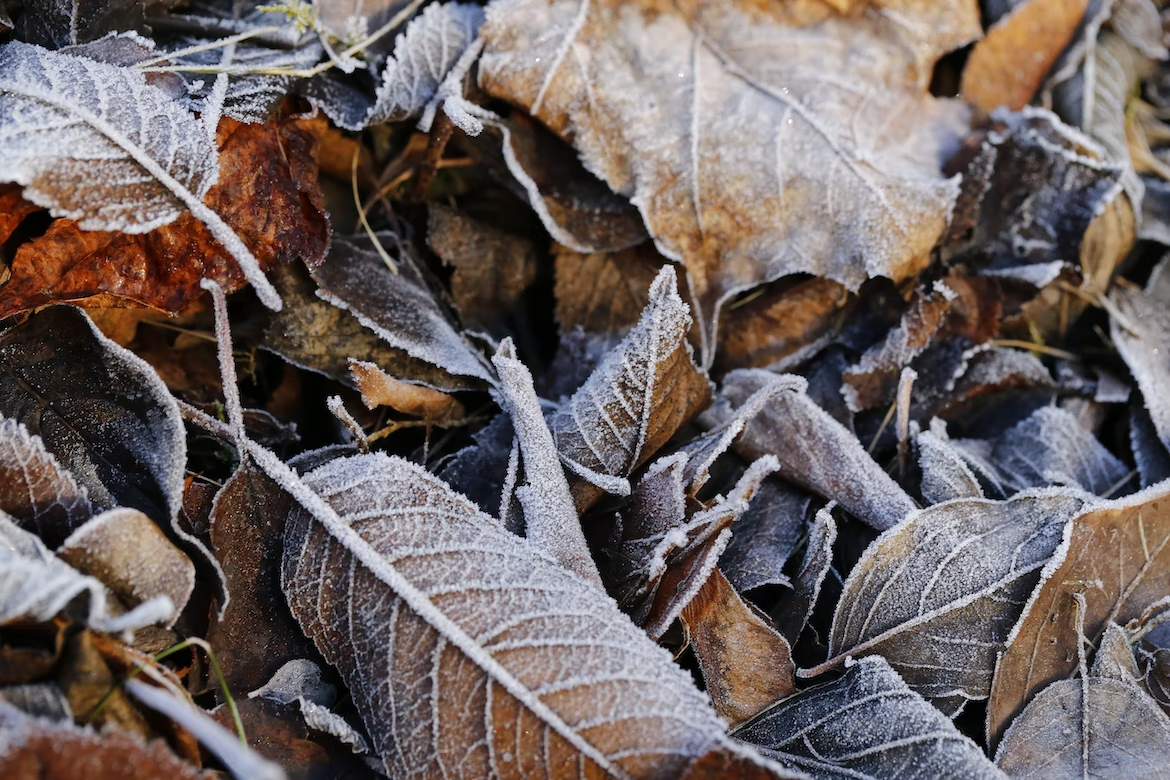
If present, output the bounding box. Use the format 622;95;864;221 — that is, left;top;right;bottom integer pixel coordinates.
736;656;1006;780
18;0;143;48
702;369;917;531
987;482;1170;746
480;0;979;358
0;183;41;244
1093;622;1142;681
437;414;518;524
0;699;205;780
348;359;466;421
547;266;711;512
916;419;986;504
0;41;281;310
554;244;670;337
961;0;1089;112
810;490;1090;712
681;569;796;727
718;477;811;594
0;618;66;687
1;114;328;316
1111;256;1170;451
280;451;783;778
427;205;538;336
771;504;836;645
57;508;195;628
0;681;71;720
0;415;92;550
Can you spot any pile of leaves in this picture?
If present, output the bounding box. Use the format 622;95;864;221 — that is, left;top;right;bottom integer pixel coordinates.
3;0;1170;777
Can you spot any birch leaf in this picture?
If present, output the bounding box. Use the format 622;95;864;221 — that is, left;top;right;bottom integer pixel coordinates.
701;369;916;532
811;490;1091;711
0;415;92;550
0;41;280;309
479;0;979;359
547;266;711;512
986;482;1170;746
280;451;792;778
735;656;1006;780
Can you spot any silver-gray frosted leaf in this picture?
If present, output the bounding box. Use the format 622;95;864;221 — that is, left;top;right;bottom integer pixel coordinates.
995;675;1170;779
815;490;1090;710
0;511;172;634
952;405;1129;497
479;0;979;359
312;234;496;386
772;502;836;644
547;266;712;512
367;2;484;127
0;41;280;308
280;451;773;779
0;415;92;549
719;478;812;593
18;0;142;48
736;656;1006;780
1112;256;1170;452
701;369;916;531
916;419;985;505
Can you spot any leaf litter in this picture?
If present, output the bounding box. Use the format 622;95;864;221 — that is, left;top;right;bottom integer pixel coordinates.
3;0;1170;776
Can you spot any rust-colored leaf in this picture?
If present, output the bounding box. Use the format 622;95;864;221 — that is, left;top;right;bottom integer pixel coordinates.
554;244;673;337
0;116;329;317
348;359;466;422
0;183;41;244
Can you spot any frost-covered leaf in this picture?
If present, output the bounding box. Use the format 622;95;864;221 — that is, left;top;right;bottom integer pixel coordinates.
438;413;518;523
547;266;711;512
1092;622;1142;681
0;683;71;721
987;482;1170;745
994;674;1170;778
0;512;171;634
18;0;143;48
1112;256;1170;451
719;478;812;594
916;419;985;505
702;369;916;531
279;451;791;778
1131;398;1170;488
480;0;979;358
0;415;92;549
0;699;204;780
57;508;195;629
772;504;836;645
812;490;1091;711
680;569;796;728
312;234;496;386
0;307;185;526
0;41;280;308
952;405;1129;497
554;244;670;336
736;656;1006;780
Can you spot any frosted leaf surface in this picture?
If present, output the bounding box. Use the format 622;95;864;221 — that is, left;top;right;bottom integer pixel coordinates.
297;699;369;755
916;419;985;505
772;503;836;644
987;481;1170;745
0;41;279;308
736;656;1005;780
719;478;812;594
57;507;195;628
995;675;1170;778
546;266;711;512
701;369;916;531
952;405;1128;497
817;490;1090;709
1111;256;1170;451
312;234;496;385
0;415;92;549
1130;399;1170;488
249;659;336;707
18;0;142;48
279;451;772;779
0;511;171;634
479;0;979;358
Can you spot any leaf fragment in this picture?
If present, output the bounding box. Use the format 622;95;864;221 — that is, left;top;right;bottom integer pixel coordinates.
0;415;92;550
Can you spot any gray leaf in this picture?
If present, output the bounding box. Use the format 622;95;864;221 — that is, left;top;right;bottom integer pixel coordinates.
0;41;279;308
1112;256;1170;453
772;503;836;644
279;451;780;778
720;478;812;594
916;419;985;505
735;656;1005;780
814;490;1090;709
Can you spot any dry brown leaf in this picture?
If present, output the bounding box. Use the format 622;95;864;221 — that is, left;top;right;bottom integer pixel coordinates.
986;483;1170;747
0;115;329;317
680;569;796;728
57;508;195;628
719;278;851;373
0;416;92;550
56;630;152;736
0;182;41;244
554;245;673;337
961;0;1090;112
480;0;980;359
348;359;466;422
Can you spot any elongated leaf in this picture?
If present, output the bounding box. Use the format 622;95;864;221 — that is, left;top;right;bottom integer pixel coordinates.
280;452;787;778
736;656;1006;780
811;490;1090;711
0;415;92;549
987;482;1170;745
548;266;711;512
1111;256;1170;451
0;41;279;308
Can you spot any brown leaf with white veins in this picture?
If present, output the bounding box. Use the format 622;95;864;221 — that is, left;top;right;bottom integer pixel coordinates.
681;569;796;728
280;451;793;779
548;266;712;512
479;0;979;359
808;490;1091;713
0;416;92;550
986;482;1170;747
